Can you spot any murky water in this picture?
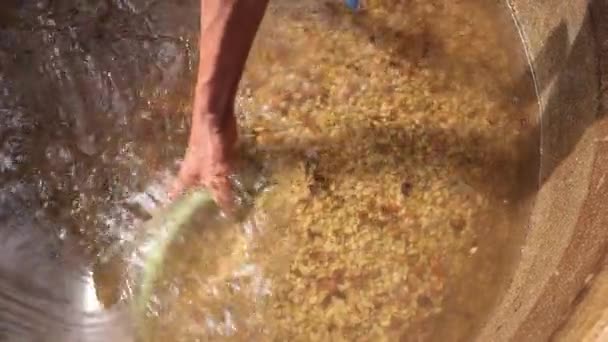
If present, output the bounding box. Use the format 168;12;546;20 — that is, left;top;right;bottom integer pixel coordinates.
0;0;538;341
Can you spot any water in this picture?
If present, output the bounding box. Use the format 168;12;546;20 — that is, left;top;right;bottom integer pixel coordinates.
0;0;538;341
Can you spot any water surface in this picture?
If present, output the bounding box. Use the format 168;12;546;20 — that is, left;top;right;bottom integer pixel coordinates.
0;0;538;341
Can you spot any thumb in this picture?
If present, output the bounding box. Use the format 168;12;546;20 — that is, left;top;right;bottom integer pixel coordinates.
169;163;199;200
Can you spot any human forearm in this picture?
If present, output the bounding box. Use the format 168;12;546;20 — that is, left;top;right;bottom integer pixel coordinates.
194;0;269;128
172;0;268;207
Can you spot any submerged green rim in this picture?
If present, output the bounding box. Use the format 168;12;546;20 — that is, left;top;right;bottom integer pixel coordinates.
133;190;215;315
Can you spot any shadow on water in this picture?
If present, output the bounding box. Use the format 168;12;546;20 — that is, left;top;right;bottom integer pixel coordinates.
257;0;603;214
262;0;600;203
236;4;598;338
0;0;604;340
231;0;604;339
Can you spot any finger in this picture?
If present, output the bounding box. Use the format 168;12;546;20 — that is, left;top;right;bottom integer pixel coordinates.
169;166;199;200
208;177;236;215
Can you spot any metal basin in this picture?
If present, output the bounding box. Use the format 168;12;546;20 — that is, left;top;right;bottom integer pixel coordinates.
0;0;607;341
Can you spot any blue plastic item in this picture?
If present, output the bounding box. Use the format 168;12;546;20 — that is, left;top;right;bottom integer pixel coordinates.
344;0;360;11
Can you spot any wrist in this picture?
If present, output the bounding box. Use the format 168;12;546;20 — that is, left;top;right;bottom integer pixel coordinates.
192;77;234;122
189;102;237;151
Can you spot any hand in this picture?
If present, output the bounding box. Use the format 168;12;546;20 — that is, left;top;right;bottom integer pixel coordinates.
170;113;238;213
172;0;268;213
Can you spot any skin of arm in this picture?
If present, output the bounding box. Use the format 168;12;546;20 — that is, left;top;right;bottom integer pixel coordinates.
172;0;269;209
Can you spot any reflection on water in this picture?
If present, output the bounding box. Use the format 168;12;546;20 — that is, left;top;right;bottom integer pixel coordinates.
0;0;538;341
